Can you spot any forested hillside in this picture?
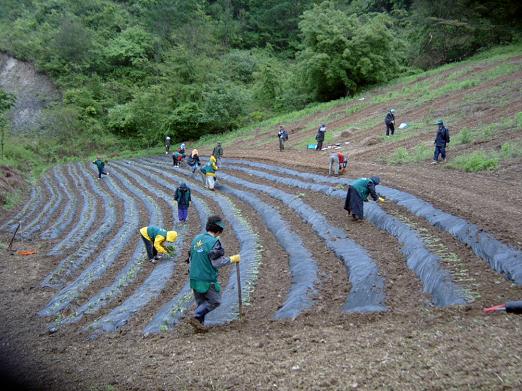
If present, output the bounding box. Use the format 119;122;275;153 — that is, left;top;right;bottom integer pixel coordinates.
0;0;521;171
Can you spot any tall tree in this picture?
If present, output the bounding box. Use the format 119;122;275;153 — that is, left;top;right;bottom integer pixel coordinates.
297;1;403;101
409;0;522;68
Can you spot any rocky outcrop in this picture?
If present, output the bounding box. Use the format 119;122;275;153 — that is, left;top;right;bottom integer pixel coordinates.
0;51;61;133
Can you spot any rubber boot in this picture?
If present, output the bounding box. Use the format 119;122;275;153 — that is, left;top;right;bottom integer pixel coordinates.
195;306;210;325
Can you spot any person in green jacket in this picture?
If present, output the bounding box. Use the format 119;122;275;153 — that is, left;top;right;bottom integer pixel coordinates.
92;155;109;179
344;176;385;221
203;155;219;190
172;151;186;167
187;215;241;332
139;226;178;263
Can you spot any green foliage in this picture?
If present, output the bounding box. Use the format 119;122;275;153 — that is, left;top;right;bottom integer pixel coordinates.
0;0;521;174
297;2;404;100
447;151;499;172
408;0;522;69
386;147;410;164
457;127;471;144
2;189;23;209
516;112;522;129
385;142;432;164
500;142;522;159
104;26;154;67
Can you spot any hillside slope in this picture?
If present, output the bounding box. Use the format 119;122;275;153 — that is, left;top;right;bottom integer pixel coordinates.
1;50;522;391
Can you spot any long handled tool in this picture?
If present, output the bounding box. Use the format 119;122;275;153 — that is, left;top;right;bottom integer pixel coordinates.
7;222;21;251
236;262;243;317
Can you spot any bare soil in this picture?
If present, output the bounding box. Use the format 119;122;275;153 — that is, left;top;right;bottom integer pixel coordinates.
1;56;522;391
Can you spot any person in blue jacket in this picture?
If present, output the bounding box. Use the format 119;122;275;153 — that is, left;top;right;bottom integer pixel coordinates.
173;182;191;222
344;176;385;221
431;120;450;164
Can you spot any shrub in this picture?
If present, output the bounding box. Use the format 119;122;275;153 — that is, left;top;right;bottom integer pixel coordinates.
387;147;410;164
447;151;498;172
457;127;471;144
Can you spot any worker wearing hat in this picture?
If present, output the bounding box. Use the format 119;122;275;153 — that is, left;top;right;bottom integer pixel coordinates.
431;120;450;164
212;140;223;167
316;124;327;150
278;125;288;151
203;155;219;190
139;226;178;263
344;176;385;221
384;109;396;137
92;155;109;179
165;136;171;154
187;215;241;331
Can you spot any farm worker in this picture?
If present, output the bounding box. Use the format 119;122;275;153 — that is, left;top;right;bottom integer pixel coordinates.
179;142;186;154
344;176;385;221
187;149;201;173
316;124;327;150
329;153;347;176
278;125;288;151
384;109;396;137
187;215;241;331
173;182;191;222
212;141;224;168
165;136;171;154
204;155;219;190
139;226;178;263
431;120;450;164
92;155;109;179
172;151;186;167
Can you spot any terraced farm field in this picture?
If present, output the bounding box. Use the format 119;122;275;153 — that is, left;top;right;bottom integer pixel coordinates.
2;53;522;390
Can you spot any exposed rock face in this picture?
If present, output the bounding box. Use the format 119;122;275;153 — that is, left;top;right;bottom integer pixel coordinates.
0;51;61;133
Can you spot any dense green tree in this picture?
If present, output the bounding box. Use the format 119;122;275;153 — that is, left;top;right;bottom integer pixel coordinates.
297;1;403;101
236;0;320;55
409;0;522;68
1;0;521;151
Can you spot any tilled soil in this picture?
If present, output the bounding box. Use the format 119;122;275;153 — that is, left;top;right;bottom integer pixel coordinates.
2;56;522;391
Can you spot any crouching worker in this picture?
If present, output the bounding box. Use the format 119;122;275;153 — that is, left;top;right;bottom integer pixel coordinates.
329;152;347;176
139;226;178;263
187;215;240;332
204;155;219;190
344;176;385;221
172;151;186;167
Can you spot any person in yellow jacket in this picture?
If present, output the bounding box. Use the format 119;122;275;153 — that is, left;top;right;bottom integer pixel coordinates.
203;155;219;190
139;226;178;263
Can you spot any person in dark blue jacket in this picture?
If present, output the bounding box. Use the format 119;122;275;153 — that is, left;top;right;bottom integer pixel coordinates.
384;109;396;136
431;120;450;164
174;182;191;222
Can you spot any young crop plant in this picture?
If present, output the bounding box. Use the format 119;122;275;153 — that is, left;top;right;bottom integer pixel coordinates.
164;244;176;258
391;214;481;302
